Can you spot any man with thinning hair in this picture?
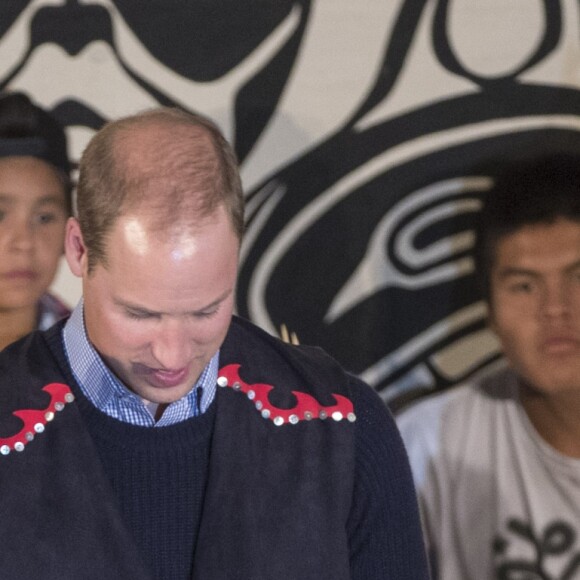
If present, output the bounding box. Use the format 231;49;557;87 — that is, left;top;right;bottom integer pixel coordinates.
0;107;429;580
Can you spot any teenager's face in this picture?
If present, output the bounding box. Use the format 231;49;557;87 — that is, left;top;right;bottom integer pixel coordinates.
66;205;239;405
489;219;580;396
0;157;67;313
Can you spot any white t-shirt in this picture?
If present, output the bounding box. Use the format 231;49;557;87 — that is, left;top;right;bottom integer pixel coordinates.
397;365;580;580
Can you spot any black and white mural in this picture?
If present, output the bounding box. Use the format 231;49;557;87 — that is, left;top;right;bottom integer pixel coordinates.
2;0;579;410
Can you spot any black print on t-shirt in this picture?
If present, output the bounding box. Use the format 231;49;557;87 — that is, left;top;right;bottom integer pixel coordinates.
493;518;580;579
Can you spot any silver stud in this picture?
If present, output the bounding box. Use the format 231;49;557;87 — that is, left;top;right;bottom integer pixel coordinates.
347;412;356;422
55;402;65;411
25;432;34;442
255;400;263;411
332;411;343;422
45;411;55;422
261;409;271;419
304;411;313;421
34;423;45;433
289;414;299;425
247;390;255;400
64;393;75;403
0;445;10;455
233;382;242;391
217;376;228;387
14;442;25;452
319;410;328;420
273;416;284;426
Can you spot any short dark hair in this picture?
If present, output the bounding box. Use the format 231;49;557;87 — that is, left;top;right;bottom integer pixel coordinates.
0;91;72;214
474;153;580;302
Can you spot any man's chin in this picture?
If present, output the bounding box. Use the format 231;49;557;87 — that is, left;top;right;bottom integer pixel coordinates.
138;383;192;406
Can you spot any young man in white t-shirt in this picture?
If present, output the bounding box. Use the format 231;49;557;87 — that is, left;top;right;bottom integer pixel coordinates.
398;153;580;579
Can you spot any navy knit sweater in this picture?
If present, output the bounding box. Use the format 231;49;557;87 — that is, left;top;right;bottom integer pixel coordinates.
71;381;216;579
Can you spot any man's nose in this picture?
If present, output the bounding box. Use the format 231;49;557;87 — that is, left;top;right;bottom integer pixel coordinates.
541;282;571;320
150;322;193;370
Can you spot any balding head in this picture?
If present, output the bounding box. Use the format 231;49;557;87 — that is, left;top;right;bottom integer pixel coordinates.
76;107;244;271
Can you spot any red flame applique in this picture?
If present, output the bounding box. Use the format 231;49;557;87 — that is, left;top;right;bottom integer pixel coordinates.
217;364;356;426
0;383;74;456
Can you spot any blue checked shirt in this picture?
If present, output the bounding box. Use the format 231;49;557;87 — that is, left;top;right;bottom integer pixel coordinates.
62;300;218;427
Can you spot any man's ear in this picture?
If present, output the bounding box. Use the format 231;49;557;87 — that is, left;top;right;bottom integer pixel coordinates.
64;217;88;278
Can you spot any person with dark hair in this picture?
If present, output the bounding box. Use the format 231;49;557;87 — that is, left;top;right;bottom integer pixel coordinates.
0;107;430;580
397;153;580;579
0;91;71;350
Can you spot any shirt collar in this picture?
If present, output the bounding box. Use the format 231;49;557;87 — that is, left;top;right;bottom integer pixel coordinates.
62;299;218;426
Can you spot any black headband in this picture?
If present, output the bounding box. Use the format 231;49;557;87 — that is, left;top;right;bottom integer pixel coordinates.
0;135;70;176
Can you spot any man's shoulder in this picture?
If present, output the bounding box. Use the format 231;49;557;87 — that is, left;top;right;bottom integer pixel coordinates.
224;316;358;394
0;325;67;405
397;362;517;475
398;360;515;426
226;316;338;360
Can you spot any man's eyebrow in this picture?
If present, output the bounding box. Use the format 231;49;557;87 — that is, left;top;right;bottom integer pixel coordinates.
193;288;234;313
0;193;64;205
497;259;580;279
113;299;159;316
496;267;538;279
114;288;234;316
35;195;66;206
